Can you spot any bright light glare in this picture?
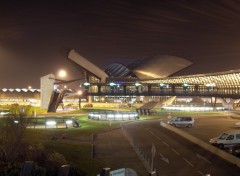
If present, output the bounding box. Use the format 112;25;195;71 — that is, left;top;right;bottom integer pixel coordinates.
65;120;73;124
46;120;56;126
109;82;116;86
83;82;90;86
88;112;138;120
115;114;122;119
162;105;224;111
77;90;82;95
135;83;141;87
58;70;66;77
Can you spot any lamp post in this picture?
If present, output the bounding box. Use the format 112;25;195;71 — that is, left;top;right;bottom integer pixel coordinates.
78;90;82;110
58;69;67;90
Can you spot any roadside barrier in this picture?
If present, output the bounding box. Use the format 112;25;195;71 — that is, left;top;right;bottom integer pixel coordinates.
160;121;240;167
121;124;152;173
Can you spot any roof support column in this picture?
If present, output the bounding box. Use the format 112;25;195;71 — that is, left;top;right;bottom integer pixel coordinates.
210;97;217;110
148;85;152;95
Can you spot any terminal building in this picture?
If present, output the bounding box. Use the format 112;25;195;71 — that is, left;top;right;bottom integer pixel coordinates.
0;88;40;106
41;50;240;112
1;49;240;112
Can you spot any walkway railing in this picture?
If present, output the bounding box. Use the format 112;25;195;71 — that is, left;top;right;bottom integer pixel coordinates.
121;124;152;173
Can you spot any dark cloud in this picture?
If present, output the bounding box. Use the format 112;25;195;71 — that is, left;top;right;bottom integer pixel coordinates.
0;0;240;88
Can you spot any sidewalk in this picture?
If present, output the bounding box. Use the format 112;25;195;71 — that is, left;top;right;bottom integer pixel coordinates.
93;128;148;176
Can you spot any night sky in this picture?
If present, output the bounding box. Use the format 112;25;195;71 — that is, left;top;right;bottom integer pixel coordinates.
1;0;240;88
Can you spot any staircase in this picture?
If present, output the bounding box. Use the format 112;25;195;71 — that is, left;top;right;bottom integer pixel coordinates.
136;102;158;115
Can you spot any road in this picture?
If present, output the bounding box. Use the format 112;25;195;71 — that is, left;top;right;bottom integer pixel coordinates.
122;117;240;176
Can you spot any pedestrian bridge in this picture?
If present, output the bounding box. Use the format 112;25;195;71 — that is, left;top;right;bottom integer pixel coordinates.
76;69;240;99
46;69;240;112
81;82;240;99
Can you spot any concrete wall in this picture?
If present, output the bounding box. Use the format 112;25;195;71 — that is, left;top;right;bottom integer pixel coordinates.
40;74;55;110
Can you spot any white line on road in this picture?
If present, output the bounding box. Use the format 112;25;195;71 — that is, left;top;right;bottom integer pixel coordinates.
198;170;205;176
162;141;170;147
155;136;162;141
159;153;170;164
171;148;180;156
196;153;212;164
182;157;194;167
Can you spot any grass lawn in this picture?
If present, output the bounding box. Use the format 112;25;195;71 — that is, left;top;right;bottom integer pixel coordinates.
9;108;226;175
23;115;123;175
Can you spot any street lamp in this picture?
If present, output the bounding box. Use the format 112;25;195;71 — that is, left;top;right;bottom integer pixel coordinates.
77;90;82;110
58;69;67;78
57;69;67;90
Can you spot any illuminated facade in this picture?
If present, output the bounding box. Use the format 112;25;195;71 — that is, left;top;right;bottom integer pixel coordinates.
0;88;40;106
1;49;240;111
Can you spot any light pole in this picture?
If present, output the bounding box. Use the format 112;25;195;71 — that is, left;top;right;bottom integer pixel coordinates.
78;90;82;110
58;69;67;90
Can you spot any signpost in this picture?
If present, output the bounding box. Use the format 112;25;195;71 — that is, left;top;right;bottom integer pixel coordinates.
151;144;156;172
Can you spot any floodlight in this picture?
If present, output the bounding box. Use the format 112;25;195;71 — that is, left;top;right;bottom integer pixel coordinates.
83;82;90;86
109;82;116;86
135;83;142;87
46;120;56;126
65;120;73;124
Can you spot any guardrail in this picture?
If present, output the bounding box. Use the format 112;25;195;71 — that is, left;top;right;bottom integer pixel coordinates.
160;121;240;167
121;125;152;173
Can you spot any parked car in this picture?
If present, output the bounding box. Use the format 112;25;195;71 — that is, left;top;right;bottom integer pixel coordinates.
229;143;240;156
167;116;194;127
209;131;240;149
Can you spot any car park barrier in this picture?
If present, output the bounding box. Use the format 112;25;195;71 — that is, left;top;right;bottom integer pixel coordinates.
160;121;240;167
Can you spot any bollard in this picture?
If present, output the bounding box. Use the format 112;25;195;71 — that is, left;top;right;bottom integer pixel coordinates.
20;161;34;176
100;167;111;176
58;165;70;176
149;171;156;176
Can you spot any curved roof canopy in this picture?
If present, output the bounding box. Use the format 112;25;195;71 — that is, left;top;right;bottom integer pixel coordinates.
127;55;193;80
142;69;240;87
104;63;136;78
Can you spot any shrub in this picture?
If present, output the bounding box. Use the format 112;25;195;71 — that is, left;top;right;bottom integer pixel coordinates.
83;103;93;108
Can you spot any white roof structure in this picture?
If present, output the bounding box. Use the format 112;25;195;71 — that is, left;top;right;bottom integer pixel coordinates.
68;50;108;83
142;69;240;87
128;55;193;80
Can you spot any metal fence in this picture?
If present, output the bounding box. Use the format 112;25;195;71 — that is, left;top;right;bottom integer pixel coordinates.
121;125;151;173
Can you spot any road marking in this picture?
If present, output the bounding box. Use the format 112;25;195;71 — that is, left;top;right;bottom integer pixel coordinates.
182;157;194;167
155;136;162;141
198;170;206;176
150;131;154;135
162;141;170;147
171;148;180;156
159;153;170;164
144;127;149;131
196;153;212;164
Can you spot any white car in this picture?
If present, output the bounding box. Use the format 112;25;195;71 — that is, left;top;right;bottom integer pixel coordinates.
209;130;240;149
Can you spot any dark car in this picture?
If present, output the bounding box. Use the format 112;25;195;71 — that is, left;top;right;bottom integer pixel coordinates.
229;143;240;156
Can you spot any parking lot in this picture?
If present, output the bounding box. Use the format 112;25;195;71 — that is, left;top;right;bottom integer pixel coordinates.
178;114;240;144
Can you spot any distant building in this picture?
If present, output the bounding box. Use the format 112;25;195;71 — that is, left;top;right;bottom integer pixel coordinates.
0;88;40;106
